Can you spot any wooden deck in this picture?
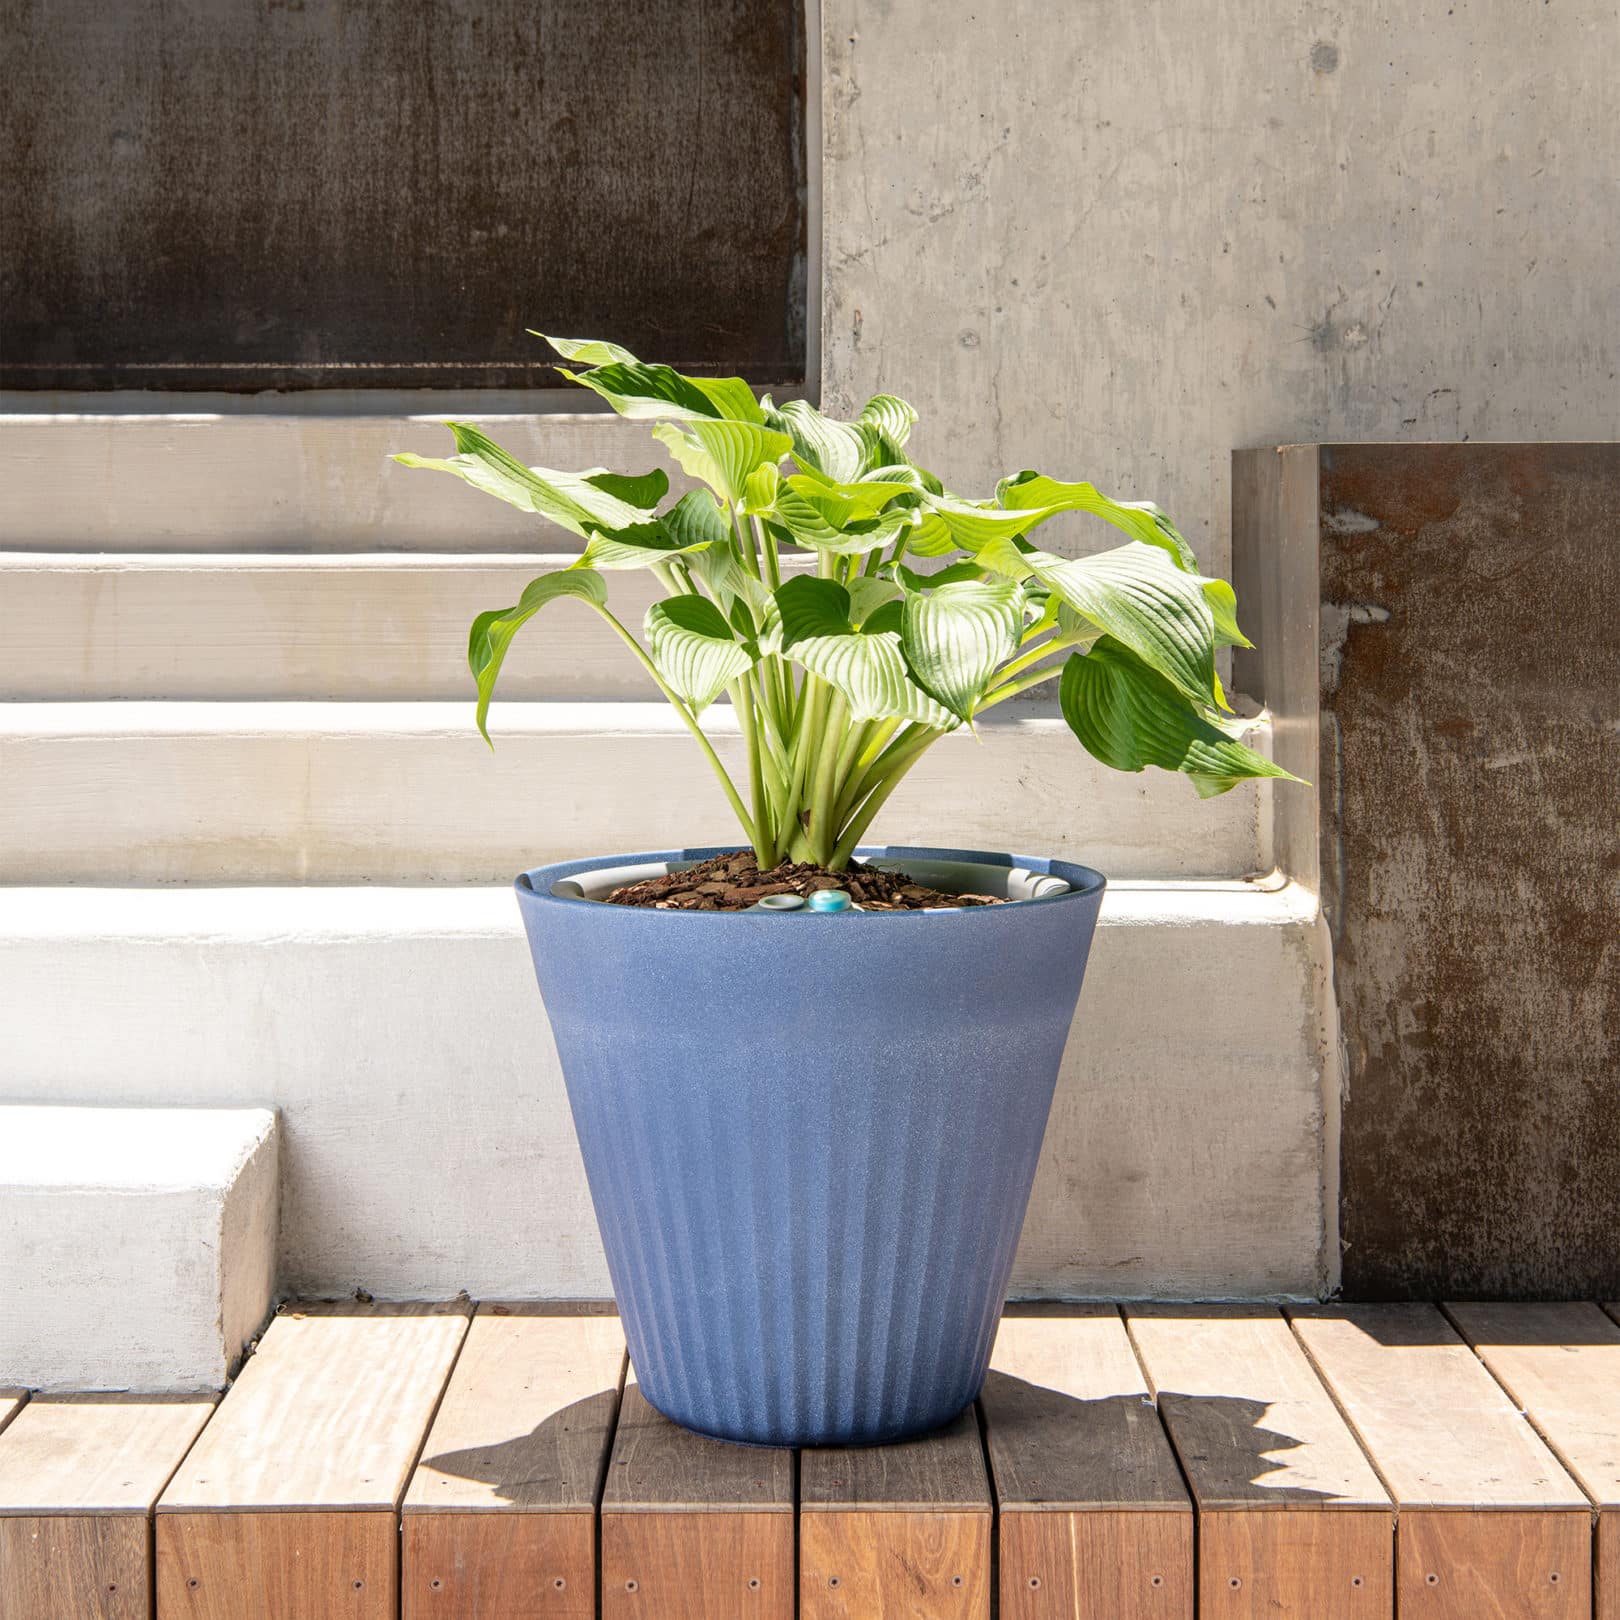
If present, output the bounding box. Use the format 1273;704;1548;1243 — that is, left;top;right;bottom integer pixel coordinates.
1;1302;1618;1618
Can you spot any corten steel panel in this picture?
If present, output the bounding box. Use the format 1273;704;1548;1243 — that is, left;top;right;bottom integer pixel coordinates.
0;0;805;391
1318;443;1620;1298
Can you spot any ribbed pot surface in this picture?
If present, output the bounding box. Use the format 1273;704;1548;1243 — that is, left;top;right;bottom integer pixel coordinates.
515;845;1104;1446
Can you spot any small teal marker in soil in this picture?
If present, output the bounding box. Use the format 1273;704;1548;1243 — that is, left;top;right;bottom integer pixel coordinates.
754;893;806;912
807;888;853;913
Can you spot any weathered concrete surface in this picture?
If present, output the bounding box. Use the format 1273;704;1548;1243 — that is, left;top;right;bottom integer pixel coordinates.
1316;445;1620;1297
821;2;1620;579
1;0;805;389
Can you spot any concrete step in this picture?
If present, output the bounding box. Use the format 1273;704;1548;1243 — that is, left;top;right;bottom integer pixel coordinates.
0;552;669;701
0;881;1331;1303
0;409;687;551
0;700;1268;883
0;1105;279;1392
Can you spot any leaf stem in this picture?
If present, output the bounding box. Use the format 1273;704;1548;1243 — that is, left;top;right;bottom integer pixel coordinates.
831;731;939;867
732;674;774;864
808;690;850;865
591;605;757;846
977;658;1071;710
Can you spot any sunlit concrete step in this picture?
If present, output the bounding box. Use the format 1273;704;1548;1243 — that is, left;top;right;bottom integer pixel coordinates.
0;881;1330;1303
0;409;685;550
0;700;1269;883
0;1106;279;1392
0;552;677;701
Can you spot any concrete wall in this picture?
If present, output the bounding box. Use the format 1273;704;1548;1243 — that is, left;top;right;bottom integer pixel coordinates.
820;1;1620;577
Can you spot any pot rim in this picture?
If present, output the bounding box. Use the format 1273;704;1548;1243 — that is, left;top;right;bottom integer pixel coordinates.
515;843;1106;919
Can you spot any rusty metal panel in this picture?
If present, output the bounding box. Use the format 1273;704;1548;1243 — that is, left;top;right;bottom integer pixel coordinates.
1318;443;1620;1298
0;0;806;390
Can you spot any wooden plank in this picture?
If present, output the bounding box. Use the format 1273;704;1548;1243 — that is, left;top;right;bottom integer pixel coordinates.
600;1379;793;1620
0;1518;149;1620
1448;1302;1620;1620
160;1301;470;1511
0;1393;215;1515
157;1511;396;1619
984;1308;1192;1619
800;1407;992;1618
0;1391;25;1437
1603;1510;1620;1620
403;1306;626;1620
0;1394;214;1620
1126;1306;1392;1617
157;1300;469;1620
1291;1304;1589;1619
998;1513;1189;1620
1446;1302;1620;1506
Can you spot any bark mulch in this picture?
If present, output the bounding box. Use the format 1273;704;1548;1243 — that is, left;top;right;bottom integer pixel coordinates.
605;850;1005;911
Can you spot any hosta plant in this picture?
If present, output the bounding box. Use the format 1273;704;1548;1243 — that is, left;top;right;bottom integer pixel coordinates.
396;336;1297;870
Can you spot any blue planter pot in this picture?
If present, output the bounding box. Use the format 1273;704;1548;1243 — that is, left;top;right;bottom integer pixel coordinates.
515;844;1104;1447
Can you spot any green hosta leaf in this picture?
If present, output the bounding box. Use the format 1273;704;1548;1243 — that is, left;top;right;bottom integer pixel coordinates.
785;469;905;520
661;489;733;550
741;462;782;515
972;533;1039;579
1202;577;1253;648
468;569;608;743
652;419;791;506
1060;638;1300;797
974;535;1216;701
534;333;640;366
996;472;1200;571
687;544;782;653
922;496;1039;549
578;522;706;571
894;560;987;590
775;576;958;728
767;398;869;483
901;581;1025;721
857;394;919;449
645;595;758;714
553;353;764;425
766;485;914;555
393;423;655;539
577;489;732;570
582;467;668;509
774;575;861;644
858;465;929;502
1025;542;1220;709
847;576;902;625
903;510;960;557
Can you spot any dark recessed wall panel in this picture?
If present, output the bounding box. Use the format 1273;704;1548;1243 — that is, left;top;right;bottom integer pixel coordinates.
1;0;806;389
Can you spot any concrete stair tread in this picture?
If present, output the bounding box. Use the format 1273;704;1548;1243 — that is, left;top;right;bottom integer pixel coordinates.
0;1106;278;1393
0;873;1317;931
1;699;1269;883
0;411;679;551
0;880;1328;1302
0;551;683;701
0;1105;272;1193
